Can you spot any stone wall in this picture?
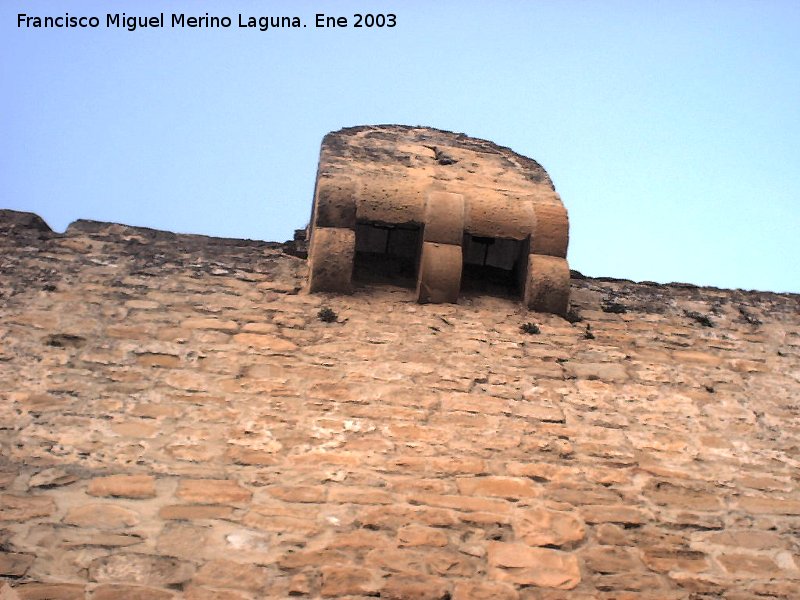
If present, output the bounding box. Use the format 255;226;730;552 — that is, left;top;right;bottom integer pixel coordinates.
1;210;799;599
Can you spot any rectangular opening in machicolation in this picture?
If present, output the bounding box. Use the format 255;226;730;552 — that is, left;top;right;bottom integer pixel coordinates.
460;233;526;298
353;221;423;286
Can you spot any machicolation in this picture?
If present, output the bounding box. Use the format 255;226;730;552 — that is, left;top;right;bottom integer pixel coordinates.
307;125;571;315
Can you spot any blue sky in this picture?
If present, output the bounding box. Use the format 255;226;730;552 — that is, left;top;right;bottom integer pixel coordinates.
2;1;798;292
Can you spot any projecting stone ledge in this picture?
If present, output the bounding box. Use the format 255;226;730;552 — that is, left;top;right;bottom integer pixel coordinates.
306;125;571;315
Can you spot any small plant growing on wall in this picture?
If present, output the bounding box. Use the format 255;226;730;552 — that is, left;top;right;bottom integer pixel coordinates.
738;306;762;326
684;310;714;328
318;307;338;323
601;297;627;314
520;322;541;335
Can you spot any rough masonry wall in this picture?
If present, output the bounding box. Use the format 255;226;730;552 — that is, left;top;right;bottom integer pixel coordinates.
1;210;799;599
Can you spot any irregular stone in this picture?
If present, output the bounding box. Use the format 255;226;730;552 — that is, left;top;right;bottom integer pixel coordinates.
564;362;629;382
641;548;709;573
278;549;348;570
231;333;297;352
60;531;144;548
388;455;487;475
265;485;326;503
89;554;193;586
717;553;781;576
224;447;278;466
159;505;234;520
320;565;382;597
181;318;239;332
580;505;648;525
111;421;159;438
511;506;585;547
452;581;519;600
382;575;451;600
125;299;161;310
244;513;321;538
441;393;509;415
671;350;724;367
157;524;209;559
176;480;252;504
184;588;249;600
240;322;279;334
326;529;391;549
16;393;69;413
487;542;580;589
458;510;512;526
63;504;139;529
364;548;428;574
505;461;578;482
456;476;540;500
701;529;788;550
595;523;630;546
0;585;17;600
397;524;449;547
358;505;459;529
408;493;512;514
592;572;669;593
0;552;34;577
0;495;55;522
193;559;268;592
136;353;180;368
12;584;85;600
737;496;800;515
28;469;78;489
328;485;392;504
426;550;476;577
87;474;156;499
645;481;722;510
582;545;643;574
747;579;800;597
512;401;566;422
661;511;724;530
91;585;176;600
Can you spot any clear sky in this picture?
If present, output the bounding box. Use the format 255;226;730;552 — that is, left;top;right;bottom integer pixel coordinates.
2;1;798;293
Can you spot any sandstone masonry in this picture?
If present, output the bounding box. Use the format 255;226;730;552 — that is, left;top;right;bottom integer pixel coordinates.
1;209;799;599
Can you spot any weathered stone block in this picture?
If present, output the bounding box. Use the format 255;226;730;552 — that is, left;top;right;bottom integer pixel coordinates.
0;552;34;577
307;227;355;293
465;194;535;240
487;542;580;588
193;560;268;592
531;200;569;257
423;191;465;245
87;474;156;499
0;495;55;522
89;554;193;586
417;242;462;303
314;177;357;228
63;504;140;529
356;177;427;224
524;254;571;315
320;565;382;597
511;506;585;547
176;480;252;505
